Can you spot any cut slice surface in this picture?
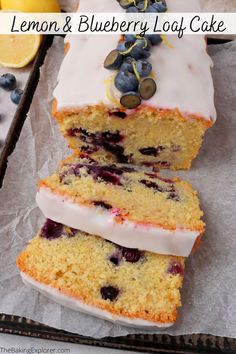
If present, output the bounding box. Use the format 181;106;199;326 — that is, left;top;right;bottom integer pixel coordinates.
37;153;205;257
17;221;185;327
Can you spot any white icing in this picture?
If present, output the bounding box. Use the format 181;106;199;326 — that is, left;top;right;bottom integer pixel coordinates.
21;272;173;329
36;187;200;257
53;0;216;122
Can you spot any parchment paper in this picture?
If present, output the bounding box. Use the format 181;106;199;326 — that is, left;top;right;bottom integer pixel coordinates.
0;34;236;338
0;65;32;147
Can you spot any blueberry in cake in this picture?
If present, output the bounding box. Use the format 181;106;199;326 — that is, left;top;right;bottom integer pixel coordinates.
17;220;185;328
36;152;205;257
52;0;216;170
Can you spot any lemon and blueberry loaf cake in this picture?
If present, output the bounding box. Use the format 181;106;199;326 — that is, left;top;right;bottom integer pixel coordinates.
53;0;216;170
17;219;185;328
36;152;205;257
17;0;209;327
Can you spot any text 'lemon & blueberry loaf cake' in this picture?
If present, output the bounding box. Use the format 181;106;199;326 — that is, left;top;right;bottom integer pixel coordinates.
52;0;216;170
36;152;205;257
17;220;185;328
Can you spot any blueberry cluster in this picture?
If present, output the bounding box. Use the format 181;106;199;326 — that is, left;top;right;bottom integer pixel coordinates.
0;73;23;105
104;0;167;109
118;0;167;13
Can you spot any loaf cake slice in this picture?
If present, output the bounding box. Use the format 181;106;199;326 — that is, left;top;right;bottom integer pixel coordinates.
17;220;185;328
36;152;205;257
52;0;216;170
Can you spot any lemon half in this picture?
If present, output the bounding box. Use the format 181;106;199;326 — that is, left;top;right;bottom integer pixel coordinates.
1;0;60;12
0;0;60;68
0;34;42;68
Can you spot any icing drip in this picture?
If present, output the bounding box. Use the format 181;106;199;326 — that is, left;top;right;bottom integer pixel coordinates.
53;0;216;122
36;187;200;257
21;272;174;328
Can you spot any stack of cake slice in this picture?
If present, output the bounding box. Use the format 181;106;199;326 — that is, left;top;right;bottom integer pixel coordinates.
17;0;215;328
17;152;204;327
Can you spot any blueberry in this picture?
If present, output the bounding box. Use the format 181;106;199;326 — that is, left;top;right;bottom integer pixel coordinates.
124;34;136;43
139;146;164;156
129;39;151;60
109;255;121;266
168;192;180;202
126;6;139;12
10;88;23;105
80;145;99;154
103;143;131;163
136;38;151;51
120;91;141;109
145;34;162;45
89;165;122;185
100;286;119;301
118;39;150;60
130;45;150;60
135;59;152;77
117;40;132;53
152;1;167;12
115;70;138;93
120;246;143;263
145;4;158;12
93;201;112;209
168;262;184;276
101;131;123;143
108;110;127;119
109;249;123;266
157;161;171;168
140;179;164;192
41;219;63;240
139;77;156;100
136;1;146;11
120;56;135;73
0;73;16;91
104;49;123;70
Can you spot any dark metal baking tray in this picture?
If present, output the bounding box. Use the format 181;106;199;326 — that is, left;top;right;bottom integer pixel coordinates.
0;35;54;187
0;314;236;354
0;36;235;352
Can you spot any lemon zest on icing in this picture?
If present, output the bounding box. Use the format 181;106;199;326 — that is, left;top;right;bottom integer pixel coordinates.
105;75;121;107
150;70;155;79
132;61;141;81
161;35;174;49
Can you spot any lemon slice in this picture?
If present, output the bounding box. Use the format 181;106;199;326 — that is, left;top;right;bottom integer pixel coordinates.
0;34;42;68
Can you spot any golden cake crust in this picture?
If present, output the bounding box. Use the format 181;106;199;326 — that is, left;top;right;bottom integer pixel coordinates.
52;98;212;129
